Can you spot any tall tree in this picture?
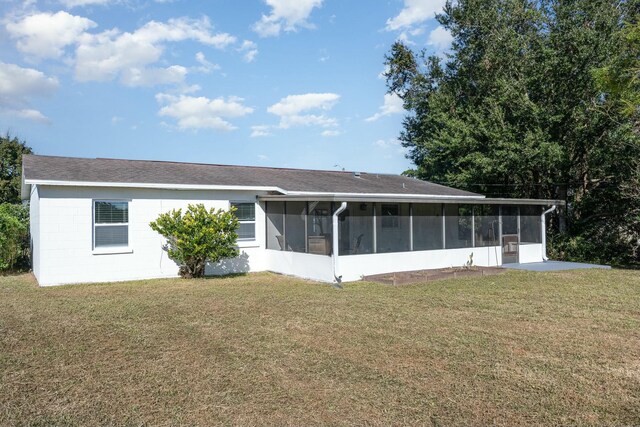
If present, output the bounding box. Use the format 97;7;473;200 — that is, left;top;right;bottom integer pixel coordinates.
385;0;640;264
0;135;33;204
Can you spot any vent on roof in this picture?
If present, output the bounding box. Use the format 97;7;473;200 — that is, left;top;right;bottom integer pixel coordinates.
353;171;361;178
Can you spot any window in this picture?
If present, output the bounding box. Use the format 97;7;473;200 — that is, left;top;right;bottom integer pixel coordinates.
94;201;129;248
231;202;255;240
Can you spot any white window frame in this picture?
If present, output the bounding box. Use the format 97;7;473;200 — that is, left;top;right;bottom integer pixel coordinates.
230;201;256;241
92;199;132;254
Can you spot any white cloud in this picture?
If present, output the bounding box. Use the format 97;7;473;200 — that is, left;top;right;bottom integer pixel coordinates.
0;62;59;98
0;62;58;123
6;11;238;87
156;93;253;131
250;125;272;137
278;114;337;129
377;65;390;80
120;65;188;87
238;40;258;63
74;17;236;85
427;25;453;53
193;51;220;73
6;11;97;59
257;154;269;161
365;93;403;122
321;129;340;137
385;0;447;31
7;108;51;123
374;138;407;154
60;0;113;7
267;92;340;129
267;92;339;116
252;0;323;37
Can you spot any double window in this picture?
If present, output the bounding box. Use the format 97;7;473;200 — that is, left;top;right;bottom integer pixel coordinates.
231;202;255;240
93;201;129;249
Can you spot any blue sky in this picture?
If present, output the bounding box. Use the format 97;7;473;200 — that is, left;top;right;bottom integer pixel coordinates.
0;0;451;174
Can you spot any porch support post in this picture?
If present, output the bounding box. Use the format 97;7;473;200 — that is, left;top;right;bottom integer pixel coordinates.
541;205;557;261
517;206;521;263
332;202;348;283
498;205;503;266
304;201;308;253
442;204;446;249
409;203;414;251
471;205;475;248
372;203;377;253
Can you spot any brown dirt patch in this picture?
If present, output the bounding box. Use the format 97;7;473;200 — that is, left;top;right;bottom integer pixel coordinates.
364;266;506;285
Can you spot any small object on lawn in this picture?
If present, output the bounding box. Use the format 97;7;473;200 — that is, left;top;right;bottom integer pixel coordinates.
465;253;474;269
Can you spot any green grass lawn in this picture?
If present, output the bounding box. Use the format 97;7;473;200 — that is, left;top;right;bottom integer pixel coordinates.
1;270;639;426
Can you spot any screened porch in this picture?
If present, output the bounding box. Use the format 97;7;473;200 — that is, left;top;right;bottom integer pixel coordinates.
264;200;544;262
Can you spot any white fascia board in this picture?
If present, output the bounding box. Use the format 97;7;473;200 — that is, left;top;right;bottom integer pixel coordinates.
24;179;288;194
260;192;564;205
281;191;485;199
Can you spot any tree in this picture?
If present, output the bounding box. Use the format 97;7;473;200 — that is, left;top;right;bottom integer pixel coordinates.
385;0;640;265
0;203;29;272
592;21;640;123
149;204;240;278
1;135;33;204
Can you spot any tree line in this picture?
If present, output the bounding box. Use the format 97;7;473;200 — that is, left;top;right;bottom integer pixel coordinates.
385;0;639;265
0;135;32;271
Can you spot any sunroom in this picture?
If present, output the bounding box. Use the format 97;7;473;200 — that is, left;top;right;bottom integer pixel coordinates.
260;196;559;282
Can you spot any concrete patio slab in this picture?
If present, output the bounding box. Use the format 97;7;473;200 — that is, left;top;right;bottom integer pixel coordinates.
503;260;611;271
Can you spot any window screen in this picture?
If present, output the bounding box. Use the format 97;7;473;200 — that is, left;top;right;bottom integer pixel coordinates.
474;205;499;247
413;203;443;250
376;203;410;253
231;202;256;240
520;205;542;243
444;204;472;249
94;201;129;248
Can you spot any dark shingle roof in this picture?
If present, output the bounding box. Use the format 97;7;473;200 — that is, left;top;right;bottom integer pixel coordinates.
22;155;480;197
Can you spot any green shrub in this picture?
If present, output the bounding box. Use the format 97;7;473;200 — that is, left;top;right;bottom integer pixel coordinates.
150;203;240;278
0;203;29;272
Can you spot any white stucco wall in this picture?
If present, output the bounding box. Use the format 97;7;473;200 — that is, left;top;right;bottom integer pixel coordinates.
31;185;547;286
518;243;544;264
29;184;41;281
264;250;335;282
35;185;268;286
338;243;544;282
338;246;502;282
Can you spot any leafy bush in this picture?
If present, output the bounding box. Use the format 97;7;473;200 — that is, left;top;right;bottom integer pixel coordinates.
0;203;29;272
150;204;240;278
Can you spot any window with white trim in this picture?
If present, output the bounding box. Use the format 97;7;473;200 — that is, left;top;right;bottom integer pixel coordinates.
231;202;255;240
94;201;129;248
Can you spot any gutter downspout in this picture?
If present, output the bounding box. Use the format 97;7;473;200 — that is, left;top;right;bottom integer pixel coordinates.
541;205;557;261
332;202;348;283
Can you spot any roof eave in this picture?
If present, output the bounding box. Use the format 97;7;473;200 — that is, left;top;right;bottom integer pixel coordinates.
259;193;565;206
24;179;288;194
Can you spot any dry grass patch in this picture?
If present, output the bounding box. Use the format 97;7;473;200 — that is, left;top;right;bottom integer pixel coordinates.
1;269;639;426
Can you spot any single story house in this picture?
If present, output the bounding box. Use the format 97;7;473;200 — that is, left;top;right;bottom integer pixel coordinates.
22;155;562;286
